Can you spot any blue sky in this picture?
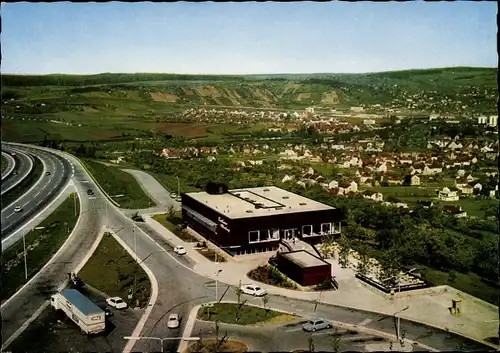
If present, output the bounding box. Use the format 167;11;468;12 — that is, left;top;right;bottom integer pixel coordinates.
1;1;497;75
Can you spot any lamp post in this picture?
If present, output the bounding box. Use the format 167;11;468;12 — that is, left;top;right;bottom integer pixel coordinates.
23;231;28;280
394;305;410;342
176;176;180;197
124;336;200;353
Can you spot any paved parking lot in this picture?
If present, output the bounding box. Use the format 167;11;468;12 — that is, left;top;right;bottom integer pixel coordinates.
6;285;144;353
190;319;430;352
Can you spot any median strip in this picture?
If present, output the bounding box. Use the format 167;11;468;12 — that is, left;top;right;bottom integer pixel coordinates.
2;154;43;208
81;159;154;209
78;232;152;308
1;192;80;303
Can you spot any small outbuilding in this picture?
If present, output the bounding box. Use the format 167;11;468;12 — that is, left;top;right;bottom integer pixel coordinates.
275;250;332;286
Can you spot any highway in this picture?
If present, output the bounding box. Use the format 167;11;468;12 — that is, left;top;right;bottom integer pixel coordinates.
1;150;16;180
1;145;72;247
1;143;493;353
1;147;34;196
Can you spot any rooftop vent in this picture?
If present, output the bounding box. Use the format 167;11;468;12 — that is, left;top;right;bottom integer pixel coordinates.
299;202;307;206
263;188;270;191
246;210;253;213
275;207;283;210
282;196;290;199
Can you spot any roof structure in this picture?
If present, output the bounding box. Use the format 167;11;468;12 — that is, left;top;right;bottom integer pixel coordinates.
281;250;330;268
61;289;104;316
185;186;334;219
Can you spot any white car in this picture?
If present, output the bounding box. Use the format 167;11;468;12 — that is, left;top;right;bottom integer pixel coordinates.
167;313;180;329
14;206;22;213
106;297;128;309
241;283;267;297
173;245;187;255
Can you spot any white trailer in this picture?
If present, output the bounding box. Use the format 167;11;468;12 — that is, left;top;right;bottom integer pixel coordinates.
50;289;106;335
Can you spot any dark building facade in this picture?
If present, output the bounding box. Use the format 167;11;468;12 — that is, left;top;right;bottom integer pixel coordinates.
275;250;332;286
181;186;344;256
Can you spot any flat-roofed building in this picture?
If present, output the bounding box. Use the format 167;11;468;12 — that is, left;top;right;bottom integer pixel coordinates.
181;185;344;255
276;250;332;286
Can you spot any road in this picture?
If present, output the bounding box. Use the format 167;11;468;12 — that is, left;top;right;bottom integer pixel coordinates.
1;146;73;246
1;150;16;180
2;145;494;353
1;146;33;196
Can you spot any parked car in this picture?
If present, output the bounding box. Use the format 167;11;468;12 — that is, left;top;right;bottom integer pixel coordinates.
173;245;187;255
106;297;128;310
14;206;22;213
302;318;333;332
167;313;180;329
241;283;267;297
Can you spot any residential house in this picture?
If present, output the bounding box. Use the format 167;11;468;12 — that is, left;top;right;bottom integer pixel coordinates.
363;191;384;202
473;183;483;193
456;169;466;178
199;146;218;155
207;156;216;162
444;205;467;218
438;187;459;201
348;181;358;193
281;174;294;183
410;175;420;186
328;180;339;190
161;148;181;159
417;200;434;209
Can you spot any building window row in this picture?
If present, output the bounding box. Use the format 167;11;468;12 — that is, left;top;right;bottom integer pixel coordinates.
248;222;341;243
248;229;280;244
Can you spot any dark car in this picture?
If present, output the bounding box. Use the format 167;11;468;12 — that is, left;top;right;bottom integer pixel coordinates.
45;171;51;176
87;189;94;195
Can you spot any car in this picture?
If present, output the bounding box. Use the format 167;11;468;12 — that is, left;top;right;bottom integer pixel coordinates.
171;193;178;199
14;206;22;213
45;171;51;176
87;189;94;195
241;283;267;297
175;196;182;202
11;153;16;156
12;170;18;175
173;245;187;255
167;313;180;329
302;318;333;332
106;297;128;309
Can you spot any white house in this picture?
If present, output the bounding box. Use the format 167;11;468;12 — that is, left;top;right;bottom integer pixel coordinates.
328;180;339;190
348;181;358;193
281;174;294;183
411;175;421;186
439;187;459;201
473;183;483;193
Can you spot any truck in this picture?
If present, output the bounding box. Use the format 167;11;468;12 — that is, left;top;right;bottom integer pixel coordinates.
50;289;106;335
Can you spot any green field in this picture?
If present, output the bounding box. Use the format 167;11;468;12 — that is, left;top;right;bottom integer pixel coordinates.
81;159;154;209
2;193;80;302
78;232;151;308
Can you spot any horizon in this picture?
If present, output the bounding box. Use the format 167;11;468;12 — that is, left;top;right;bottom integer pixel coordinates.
2;66;497;77
2;2;497;75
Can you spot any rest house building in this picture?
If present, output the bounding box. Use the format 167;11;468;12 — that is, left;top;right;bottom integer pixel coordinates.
181;185;344;256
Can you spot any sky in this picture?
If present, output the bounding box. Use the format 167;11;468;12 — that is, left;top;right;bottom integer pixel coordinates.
1;1;497;75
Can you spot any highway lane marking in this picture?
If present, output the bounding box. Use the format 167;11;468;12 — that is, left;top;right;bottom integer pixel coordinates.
358;318;373;326
6;212;14;219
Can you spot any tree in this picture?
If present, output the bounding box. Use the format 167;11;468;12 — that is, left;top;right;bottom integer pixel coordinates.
337;234;351;268
262;295;269;314
214;320;229;353
167;204;176;219
357;253;371;277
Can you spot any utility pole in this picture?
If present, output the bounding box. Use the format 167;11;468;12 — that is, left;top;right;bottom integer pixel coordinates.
176;176;180;197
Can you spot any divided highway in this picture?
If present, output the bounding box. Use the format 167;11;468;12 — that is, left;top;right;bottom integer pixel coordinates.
1;145;73;248
1;150;16;180
1;148;34;196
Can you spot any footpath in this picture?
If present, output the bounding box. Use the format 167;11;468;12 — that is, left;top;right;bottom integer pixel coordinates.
143;215;499;350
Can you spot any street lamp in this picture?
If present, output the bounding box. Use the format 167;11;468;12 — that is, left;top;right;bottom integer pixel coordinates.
124;335;200;353
176;176;180;197
394;305;410;342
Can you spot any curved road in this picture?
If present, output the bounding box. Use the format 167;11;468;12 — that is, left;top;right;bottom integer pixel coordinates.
1;147;34;196
1;150;16;180
0;143;494;353
1;145;72;248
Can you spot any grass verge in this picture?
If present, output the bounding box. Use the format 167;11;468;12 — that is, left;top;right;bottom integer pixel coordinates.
152;211;198;242
186;339;248;353
197;302;294;325
78;232;151;308
2;155;43;207
1;193;80;303
1;154;7;173
195;247;228;262
248;265;298;289
81;159;154;209
419;266;499;306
